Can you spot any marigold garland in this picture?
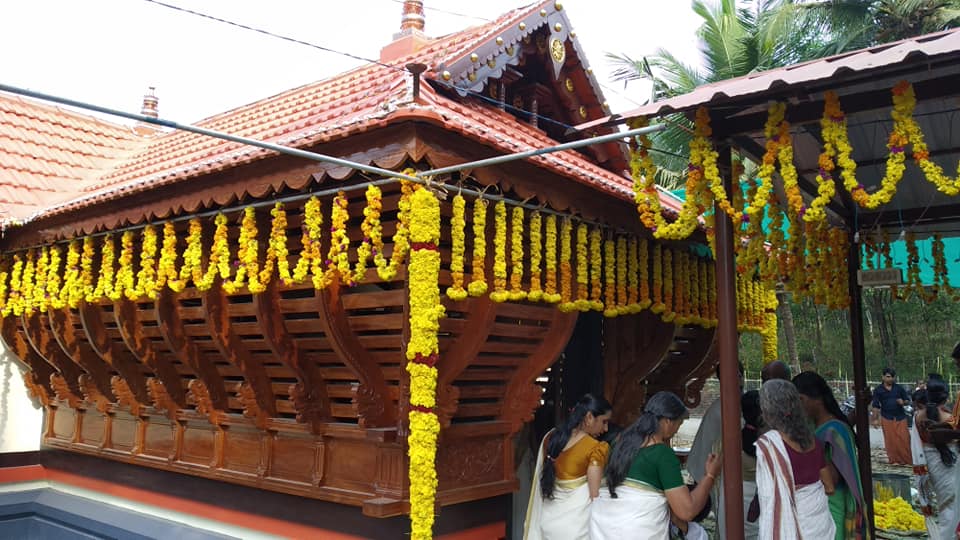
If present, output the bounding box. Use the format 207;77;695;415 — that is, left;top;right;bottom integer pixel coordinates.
603;236;617;317
327;193;352;287
543;215;561;303
91;236;115;302
116;231;136;300
651;243;664;314
508;206;527;301
588;227;603;311
135;226;159;299
446;194;468;301
467;197;488;297
405;187;444;540
558;218;574;311
572;223;590;311
262;203;288;286
60;240;81;308
377;179;415;281
354;186;382;284
490;201;509;303
292;197;324;287
32;247;47;313
626;238;640;312
614;236;628;315
5;254;23;317
527;211;544;302
158;222;184;292
661;247;674;322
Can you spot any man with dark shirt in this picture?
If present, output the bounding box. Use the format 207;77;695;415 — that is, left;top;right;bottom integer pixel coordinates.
871;367;911;465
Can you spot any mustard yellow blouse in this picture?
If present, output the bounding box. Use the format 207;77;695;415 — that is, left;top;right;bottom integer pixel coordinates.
552;435;610;480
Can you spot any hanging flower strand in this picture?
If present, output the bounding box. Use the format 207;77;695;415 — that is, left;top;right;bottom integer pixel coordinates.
508;206;527;301
490;201;509;303
467;197;488;297
446;193;468;301
543;214;561;303
527;211;544;302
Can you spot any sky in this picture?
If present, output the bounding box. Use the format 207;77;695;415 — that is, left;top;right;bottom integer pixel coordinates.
0;0;703;124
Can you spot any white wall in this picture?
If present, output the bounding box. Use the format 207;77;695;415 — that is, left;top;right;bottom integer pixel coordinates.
0;344;42;453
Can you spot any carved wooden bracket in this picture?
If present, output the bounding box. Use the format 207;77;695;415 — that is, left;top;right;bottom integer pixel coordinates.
78;301;151;405
147;377;180;420
604;311;676;427
49;308;116;400
500;309;578;433
317;281;395;428
79;373;112;413
21;370;51;406
22;313;85;398
203;286;277;417
155;289;229;410
115;300;187;407
2;317;55;397
111;375;143;417
188;379;226;425
238;383;269;429
253;279;330;431
50;373;83;408
435;296;498;428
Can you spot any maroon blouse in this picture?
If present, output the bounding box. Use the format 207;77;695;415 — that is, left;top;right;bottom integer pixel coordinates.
784;438;826;486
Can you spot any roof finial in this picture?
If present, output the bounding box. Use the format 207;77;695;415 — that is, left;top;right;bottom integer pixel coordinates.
399;1;425;34
140;86;159;119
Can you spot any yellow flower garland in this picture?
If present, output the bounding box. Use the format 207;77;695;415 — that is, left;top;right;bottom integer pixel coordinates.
292;197;324;287
327;194;352;287
651;243;664;314
446;194;468;301
603;236;617;317
158;221;184;292
354;186;383;285
543;215;561;303
116;231;136;300
91;236;115;302
5;254;23;316
405;187;444;540
46;245;62;311
135;226;159;299
33;247;47;313
588;227;603;311
626;238;639;312
572;223;590;311
508;206;527;301
614;236;628;315
527;211;544;302
60;240;81;308
264;202;289;285
467;197;488;297
490;201;509;303
558;218;574;311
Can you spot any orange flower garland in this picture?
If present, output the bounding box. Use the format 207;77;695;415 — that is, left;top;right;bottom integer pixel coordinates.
588;227;603;311
542;215;561;303
603;236;617;317
651;243;664;314
558;218;575;311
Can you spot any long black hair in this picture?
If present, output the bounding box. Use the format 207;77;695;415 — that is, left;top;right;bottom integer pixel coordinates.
605;391;687;498
741;390;761;458
539;393;612;499
925;375;955;466
793;371;852;430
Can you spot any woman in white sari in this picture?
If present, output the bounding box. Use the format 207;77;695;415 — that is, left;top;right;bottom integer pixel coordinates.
913;375;959;539
589;392;719;540
524;394;612;540
756;379;836;539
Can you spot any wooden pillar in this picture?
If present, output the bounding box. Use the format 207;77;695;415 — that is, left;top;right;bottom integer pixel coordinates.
848;230;875;535
715;145;744;540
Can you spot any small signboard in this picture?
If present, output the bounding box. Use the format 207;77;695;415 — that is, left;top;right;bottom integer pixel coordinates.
857;268;903;287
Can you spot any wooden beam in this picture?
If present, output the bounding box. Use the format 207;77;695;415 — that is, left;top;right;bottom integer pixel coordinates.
605;310;676;427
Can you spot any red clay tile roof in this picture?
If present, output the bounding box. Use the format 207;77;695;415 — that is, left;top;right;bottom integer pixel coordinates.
7;0;681;223
0;93;145;220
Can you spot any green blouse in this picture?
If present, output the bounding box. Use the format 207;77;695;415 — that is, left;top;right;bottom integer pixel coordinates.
626;443;684;491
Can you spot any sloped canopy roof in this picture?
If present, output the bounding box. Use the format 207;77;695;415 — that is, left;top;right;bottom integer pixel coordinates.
4;0;674;228
577;28;960;234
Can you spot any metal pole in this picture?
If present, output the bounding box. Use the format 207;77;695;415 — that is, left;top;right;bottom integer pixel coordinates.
715;145;744;540
416;124;665;177
848;230;876;536
0;83;421;184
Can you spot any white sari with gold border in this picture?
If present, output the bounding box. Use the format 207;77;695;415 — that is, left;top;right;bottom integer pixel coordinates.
524;431;593;540
588;479;670;540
